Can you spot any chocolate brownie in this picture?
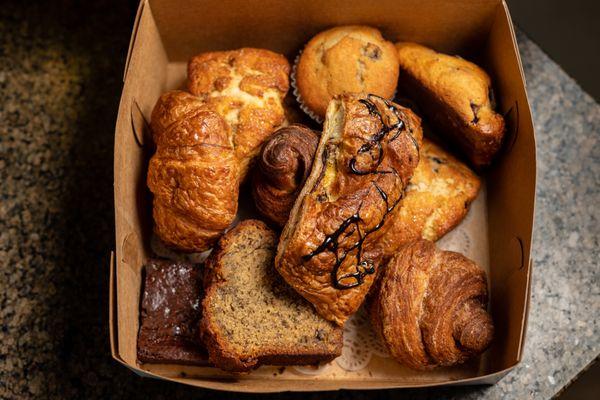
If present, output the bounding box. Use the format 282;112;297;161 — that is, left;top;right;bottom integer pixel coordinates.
137;259;207;364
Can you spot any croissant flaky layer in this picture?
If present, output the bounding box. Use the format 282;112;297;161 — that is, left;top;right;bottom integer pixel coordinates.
148;91;239;252
377;138;481;259
371;239;494;370
252;124;319;226
188;48;290;178
276;94;423;326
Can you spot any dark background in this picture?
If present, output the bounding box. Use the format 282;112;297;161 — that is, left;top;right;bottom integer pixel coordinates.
507;0;600;101
0;0;597;399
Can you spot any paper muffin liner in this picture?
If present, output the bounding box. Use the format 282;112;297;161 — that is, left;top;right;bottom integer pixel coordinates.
291;50;324;124
292;49;399;125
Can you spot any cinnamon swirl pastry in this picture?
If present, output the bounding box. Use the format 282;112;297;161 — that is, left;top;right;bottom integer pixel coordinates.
371;239;494;370
275;94;422;326
252;124;319;226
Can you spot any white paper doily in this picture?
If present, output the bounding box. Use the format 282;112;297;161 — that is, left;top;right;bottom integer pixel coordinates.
291;305;390;375
335;305;390;371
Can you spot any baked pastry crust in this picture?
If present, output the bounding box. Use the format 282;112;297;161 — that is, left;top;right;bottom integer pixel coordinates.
396;42;505;167
252;124;320;226
296;26;399;119
188;48;290;177
371;239;494;370
276;94;422;326
147;91;239;252
377;138;480;259
201;220;342;372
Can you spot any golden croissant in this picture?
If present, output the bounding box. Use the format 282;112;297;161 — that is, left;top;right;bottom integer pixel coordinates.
370;239;494;369
148;49;290;252
147;91;239;252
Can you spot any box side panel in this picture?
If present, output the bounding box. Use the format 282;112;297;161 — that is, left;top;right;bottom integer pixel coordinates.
114;1;168;366
481;3;536;371
149;0;500;60
114;363;513;392
113;0;534;389
109;251;118;359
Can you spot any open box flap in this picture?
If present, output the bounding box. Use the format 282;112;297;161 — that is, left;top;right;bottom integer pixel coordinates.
123;0;148;81
501;0;527;87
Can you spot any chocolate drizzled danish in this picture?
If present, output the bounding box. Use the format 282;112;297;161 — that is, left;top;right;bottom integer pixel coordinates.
276;94;422;326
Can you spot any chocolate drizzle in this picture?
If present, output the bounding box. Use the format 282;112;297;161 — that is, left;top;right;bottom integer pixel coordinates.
303;95;416;290
349;95;407;175
302;180;403;289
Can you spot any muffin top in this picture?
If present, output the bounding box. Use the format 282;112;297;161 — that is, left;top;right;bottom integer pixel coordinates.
295;25;399;120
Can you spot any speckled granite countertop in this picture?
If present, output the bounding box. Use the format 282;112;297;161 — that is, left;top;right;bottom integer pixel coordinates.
0;1;598;399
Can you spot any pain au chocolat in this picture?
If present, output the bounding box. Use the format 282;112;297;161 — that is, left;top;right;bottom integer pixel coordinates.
275;94;422;326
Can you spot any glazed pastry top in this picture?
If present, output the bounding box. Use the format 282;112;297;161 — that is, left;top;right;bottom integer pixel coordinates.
377;138;481;259
188;48;290;177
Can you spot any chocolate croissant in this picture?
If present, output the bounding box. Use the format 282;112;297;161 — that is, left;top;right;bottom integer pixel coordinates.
252;124;319;226
276;94;422;326
147;91;239;252
396;42;505;167
188;48;290;178
377;138;481;259
371;239;494;370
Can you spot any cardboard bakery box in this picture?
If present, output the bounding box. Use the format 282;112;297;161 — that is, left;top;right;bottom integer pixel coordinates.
111;0;536;392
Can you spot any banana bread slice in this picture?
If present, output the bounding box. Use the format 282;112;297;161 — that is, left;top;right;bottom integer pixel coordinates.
201;220;343;372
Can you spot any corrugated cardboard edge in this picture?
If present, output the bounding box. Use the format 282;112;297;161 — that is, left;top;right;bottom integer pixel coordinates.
109;250;130;369
109;251;118;359
123;0;147;82
109;250;155;377
517;259;533;361
501;0;526;88
502;0;536;365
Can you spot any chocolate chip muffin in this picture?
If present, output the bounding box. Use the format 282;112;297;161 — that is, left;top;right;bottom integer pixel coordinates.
294;25;399;121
